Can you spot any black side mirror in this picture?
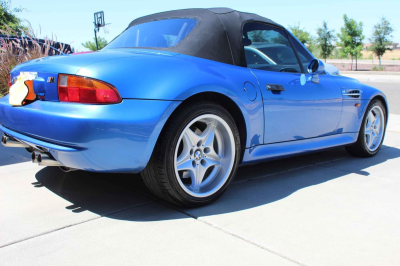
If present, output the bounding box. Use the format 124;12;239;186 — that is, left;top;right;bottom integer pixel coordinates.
307;59;325;83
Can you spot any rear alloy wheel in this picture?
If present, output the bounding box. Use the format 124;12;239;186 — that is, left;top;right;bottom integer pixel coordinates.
141;101;240;207
174;114;235;198
346;99;386;157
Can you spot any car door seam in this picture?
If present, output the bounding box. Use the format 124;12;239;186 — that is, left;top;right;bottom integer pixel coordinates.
248;68;265;144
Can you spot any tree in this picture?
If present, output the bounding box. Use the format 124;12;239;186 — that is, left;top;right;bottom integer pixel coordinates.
316;21;336;62
337;14;364;70
82;36;108;51
368;17;394;66
0;0;27;35
288;23;314;48
248;30;269;43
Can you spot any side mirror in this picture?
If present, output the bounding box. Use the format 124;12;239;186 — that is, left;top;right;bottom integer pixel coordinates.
307;59;325;83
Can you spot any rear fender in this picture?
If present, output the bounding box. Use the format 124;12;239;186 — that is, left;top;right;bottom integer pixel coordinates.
78;54;264;148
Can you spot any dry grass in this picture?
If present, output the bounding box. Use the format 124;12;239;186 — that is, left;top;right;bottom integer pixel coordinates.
361;49;400;60
0;23;71;96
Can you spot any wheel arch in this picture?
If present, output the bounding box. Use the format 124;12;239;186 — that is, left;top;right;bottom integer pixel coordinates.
156;91;248;162
371;95;389;124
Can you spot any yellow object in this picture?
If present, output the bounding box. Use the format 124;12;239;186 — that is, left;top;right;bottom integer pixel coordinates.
9;73;37;106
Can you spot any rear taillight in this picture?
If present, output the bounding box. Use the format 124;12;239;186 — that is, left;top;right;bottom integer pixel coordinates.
58;74;121;104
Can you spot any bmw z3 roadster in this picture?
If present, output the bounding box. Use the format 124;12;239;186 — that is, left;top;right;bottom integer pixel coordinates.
0;8;388;206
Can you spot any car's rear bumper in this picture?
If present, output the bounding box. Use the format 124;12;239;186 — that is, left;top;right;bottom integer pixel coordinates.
0;95;180;173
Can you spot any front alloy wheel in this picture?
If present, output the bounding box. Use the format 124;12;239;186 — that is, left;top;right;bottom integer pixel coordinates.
364;106;385;152
141;101;241;207
346;99;386;157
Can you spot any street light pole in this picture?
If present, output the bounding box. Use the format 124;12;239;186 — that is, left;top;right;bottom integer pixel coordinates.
94;29;99;51
93;11;105;51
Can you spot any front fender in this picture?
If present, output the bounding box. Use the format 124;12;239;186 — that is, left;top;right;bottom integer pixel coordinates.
335;75;388;101
334;75;389;133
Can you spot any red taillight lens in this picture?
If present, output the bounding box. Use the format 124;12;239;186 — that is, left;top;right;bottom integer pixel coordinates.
58;74;121;104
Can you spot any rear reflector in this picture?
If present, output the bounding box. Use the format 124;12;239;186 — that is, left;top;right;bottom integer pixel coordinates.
58;74;121;104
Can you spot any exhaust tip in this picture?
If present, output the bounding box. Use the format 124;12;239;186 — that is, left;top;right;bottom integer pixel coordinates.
1;135;31;148
37;153;43;163
31;152;37;163
37;154;63;167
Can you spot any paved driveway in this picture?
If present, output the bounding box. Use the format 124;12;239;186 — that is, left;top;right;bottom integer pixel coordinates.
1;115;400;266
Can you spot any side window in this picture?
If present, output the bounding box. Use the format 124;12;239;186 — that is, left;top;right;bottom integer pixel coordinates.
243;23;302;73
288;35;314;71
244;47;273;66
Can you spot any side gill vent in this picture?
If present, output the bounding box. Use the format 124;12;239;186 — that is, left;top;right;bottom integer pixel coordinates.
342;89;362;99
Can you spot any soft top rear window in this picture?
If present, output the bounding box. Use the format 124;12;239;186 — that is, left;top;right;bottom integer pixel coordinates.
105;18;198;49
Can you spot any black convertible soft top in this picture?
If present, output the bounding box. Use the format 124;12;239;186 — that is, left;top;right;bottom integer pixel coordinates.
127;8;283;67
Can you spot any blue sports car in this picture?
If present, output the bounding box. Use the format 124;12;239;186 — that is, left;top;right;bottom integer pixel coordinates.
0;8;388;206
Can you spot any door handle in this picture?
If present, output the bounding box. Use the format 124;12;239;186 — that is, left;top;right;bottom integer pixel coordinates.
266;84;285;91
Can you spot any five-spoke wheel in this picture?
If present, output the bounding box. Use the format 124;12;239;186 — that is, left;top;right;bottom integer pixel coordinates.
174;114;235;198
364;106;385;152
141;101;240;206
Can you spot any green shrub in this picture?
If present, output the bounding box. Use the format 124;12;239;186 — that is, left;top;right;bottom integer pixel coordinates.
371;65;386;71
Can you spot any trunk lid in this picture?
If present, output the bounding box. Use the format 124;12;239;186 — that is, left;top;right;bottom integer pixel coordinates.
10;50;140;101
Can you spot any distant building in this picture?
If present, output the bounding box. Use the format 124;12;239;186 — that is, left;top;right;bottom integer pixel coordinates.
363;43;372;50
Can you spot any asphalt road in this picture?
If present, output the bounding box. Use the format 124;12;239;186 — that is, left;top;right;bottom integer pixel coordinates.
364;82;400;114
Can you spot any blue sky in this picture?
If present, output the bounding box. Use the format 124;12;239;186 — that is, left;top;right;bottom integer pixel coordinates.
13;0;399;52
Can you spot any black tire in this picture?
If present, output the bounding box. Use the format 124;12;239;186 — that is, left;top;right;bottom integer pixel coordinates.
345;99;387;157
141;101;241;207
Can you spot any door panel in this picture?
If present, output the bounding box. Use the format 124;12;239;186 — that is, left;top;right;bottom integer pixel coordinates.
250;70;343;144
242;22;342;144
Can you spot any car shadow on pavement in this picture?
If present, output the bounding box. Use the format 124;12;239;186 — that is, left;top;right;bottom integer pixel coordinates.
34;146;400;221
